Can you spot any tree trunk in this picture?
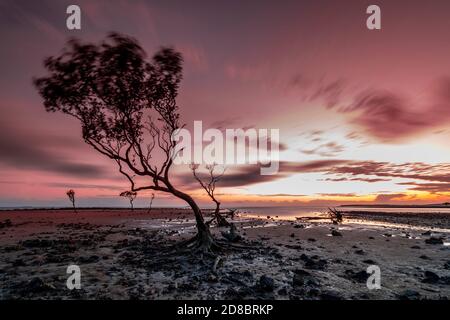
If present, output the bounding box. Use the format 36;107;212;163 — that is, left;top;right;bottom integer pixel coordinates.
171;188;215;250
214;201;230;227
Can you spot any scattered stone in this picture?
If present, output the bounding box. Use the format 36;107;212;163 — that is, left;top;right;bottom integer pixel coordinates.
0;219;12;229
354;249;366;255
397;290;421;300
12;259;26;267
300;254;327;270
293;224;305;229
290;233;295;238
444;261;450;270
206;272;220;283
362;259;376;264
277;287;288;296
221;224;242;242
422;231;432;236
79;255;100;264
26;277;55;293
258;275;276;292
320;290;343;300
422;271;440;284
292;269;318;287
307;238;316;242
331;230;342;237
419;255;431;260
411;245;421;249
425;237;444;245
345;270;367;283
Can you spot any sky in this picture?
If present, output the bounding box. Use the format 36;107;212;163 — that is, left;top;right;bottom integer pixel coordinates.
1;0;450;208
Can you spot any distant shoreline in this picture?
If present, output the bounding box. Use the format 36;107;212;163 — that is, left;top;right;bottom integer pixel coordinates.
340;204;450;209
2;203;450;211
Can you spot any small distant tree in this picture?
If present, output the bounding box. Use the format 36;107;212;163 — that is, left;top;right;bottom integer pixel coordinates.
190;163;230;227
66;189;77;213
328;207;343;224
148;193;155;213
120;191;137;211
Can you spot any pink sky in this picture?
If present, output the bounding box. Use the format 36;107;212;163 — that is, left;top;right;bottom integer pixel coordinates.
1;0;450;207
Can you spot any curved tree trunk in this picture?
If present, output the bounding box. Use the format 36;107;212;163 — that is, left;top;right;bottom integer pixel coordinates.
171;188;216;251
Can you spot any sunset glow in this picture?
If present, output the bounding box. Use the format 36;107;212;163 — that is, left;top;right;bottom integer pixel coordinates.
1;0;450;207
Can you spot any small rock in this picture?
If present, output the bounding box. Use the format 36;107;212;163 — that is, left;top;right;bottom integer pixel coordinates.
277;287;288;296
12;259;26;267
354;249;366;255
331;230;342;237
0;219;12;229
398;290;421;300
422;271;440;284
362;259;376;264
292;269;318;287
258;275;276;292
425;237;444;245
320;290;343;300
27;277;55;293
444;261;450;270
345;270;367;283
419;255;431;260
79;255;100;264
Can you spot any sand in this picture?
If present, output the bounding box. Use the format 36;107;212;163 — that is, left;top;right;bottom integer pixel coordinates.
0;208;449;300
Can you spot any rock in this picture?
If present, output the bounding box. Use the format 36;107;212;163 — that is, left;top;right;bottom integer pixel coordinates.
422;271;440;284
22;239;53;248
307;238;316;242
368;236;375;240
320;290;343;300
300;254;327;270
0;219;12;229
444;261;450;270
258;275;275;292
362;259;376;264
293;224;305;229
331;230;342;237
419;255;431;260
224;288;240;299
221;224;242;242
411;245;421;249
398;290;421;300
422;231;432;236
207;274;218;283
277;287;288;296
27;277;55;293
290;233;295;238
345;270;367;283
79;255;100;264
425;237;444;245
440;276;450;285
354;249;366;255
12;259;26;267
292;269;318;287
